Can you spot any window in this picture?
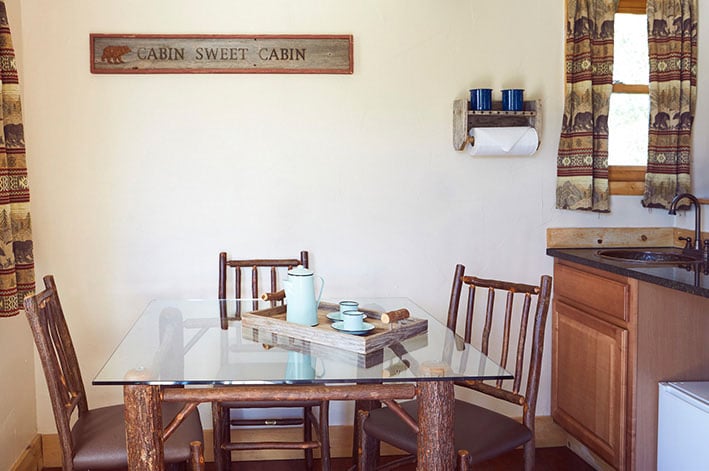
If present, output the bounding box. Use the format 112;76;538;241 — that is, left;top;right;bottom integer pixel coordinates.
609;0;647;195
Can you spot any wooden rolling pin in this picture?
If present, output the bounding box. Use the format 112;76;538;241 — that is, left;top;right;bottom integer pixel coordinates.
381;308;410;324
261;289;285;302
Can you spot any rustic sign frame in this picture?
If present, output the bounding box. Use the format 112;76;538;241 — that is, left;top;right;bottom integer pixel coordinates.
90;34;353;74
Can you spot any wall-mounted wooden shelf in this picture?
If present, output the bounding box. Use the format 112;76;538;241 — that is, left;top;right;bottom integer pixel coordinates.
452;99;542;151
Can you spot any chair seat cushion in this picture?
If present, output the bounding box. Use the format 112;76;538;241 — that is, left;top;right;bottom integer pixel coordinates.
71;402;203;469
363;399;532;465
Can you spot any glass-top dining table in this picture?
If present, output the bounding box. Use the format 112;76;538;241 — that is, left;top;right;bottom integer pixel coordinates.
93;298;512;470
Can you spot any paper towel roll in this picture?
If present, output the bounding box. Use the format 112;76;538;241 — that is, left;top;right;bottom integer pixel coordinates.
466;126;539;156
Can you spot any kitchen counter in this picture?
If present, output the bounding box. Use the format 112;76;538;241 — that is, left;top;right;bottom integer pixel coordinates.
546;247;709;299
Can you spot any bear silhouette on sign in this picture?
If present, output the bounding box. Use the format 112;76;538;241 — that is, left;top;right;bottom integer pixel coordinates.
101;45;131;64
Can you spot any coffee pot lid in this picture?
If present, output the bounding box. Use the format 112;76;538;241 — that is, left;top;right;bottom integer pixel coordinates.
288;265;313;277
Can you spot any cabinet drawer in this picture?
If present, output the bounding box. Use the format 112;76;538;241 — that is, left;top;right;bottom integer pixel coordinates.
554;262;630;323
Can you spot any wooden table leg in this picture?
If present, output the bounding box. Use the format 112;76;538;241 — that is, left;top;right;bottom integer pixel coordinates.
124;384;164;471
416;381;455;471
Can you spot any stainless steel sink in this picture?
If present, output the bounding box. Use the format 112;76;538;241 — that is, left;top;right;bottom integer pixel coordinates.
596;248;704;264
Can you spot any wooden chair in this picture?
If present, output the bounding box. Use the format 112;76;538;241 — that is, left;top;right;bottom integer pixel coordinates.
213;250;331;471
356;264;552;471
190;441;206;471
24;275;203;471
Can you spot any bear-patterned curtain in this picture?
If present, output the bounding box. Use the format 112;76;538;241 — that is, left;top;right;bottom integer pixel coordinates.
556;0;619;213
642;0;697;209
0;1;34;317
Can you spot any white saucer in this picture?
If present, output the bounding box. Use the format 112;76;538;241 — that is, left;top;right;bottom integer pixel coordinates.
326;312;342;322
327;312;367;322
331;321;375;335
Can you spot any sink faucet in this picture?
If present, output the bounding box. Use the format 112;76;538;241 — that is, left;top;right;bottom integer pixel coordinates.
668;193;703;253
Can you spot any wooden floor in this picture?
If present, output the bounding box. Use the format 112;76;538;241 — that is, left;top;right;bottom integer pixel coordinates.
44;447;594;470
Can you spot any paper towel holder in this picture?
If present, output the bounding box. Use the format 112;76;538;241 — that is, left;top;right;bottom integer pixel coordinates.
452;98;542;152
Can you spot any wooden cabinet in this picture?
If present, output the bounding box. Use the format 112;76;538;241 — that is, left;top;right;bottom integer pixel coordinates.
552;259;709;470
552;261;634;469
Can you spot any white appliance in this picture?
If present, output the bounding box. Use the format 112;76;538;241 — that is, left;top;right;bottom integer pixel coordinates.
657;381;709;470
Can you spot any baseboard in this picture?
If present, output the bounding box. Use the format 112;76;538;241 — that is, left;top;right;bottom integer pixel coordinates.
40;415;567;466
566;435;615;471
534;415;567;448
10;434;42;471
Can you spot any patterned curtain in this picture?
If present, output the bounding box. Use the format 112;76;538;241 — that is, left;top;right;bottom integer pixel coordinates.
642;0;697;209
556;0;619;213
0;1;34;317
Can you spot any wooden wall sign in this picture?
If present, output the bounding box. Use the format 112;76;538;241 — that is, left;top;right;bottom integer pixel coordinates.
90;34;353;74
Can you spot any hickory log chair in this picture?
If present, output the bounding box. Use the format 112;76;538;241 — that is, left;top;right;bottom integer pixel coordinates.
356;264;552;471
23;275;204;471
213;250;331;471
190;441;206;471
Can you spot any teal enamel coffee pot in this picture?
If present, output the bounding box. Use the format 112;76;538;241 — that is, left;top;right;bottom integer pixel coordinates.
282;265;323;326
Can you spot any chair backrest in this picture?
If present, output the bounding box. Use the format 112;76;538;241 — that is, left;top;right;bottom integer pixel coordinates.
24;275;88;469
446;264;552;427
218;250;308;311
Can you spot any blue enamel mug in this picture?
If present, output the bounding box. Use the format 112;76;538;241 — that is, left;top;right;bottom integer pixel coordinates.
501;89;524;111
469;88;492;111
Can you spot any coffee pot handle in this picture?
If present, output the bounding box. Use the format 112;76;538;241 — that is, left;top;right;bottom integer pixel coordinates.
315;275;325;308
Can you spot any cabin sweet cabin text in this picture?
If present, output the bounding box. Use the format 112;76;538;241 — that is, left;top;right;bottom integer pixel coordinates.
91;34;353;74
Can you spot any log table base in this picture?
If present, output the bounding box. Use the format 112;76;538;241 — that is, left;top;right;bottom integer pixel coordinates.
123;383;418;471
417;381;455;471
124;385;164;471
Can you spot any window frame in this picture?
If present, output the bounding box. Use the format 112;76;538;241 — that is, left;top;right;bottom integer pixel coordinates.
609;0;647;195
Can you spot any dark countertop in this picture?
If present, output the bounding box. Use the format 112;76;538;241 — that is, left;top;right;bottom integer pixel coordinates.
546;247;709;299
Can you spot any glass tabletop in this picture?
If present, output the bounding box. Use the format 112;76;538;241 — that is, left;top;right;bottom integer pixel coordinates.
93;298;512;386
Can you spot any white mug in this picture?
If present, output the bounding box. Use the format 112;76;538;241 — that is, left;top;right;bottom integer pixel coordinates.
342;310;365;331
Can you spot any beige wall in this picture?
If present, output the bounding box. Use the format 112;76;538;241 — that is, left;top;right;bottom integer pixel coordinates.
2;0;707;452
0;313;37;470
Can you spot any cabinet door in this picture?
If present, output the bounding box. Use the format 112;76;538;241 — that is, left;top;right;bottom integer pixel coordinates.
552;299;628;469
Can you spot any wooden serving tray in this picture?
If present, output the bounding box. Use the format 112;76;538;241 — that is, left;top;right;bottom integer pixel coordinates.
241;327;384;368
240;302;428;355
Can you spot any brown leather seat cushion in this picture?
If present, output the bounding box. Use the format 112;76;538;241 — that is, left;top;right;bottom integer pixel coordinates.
363;399;532;465
71;402;203;469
